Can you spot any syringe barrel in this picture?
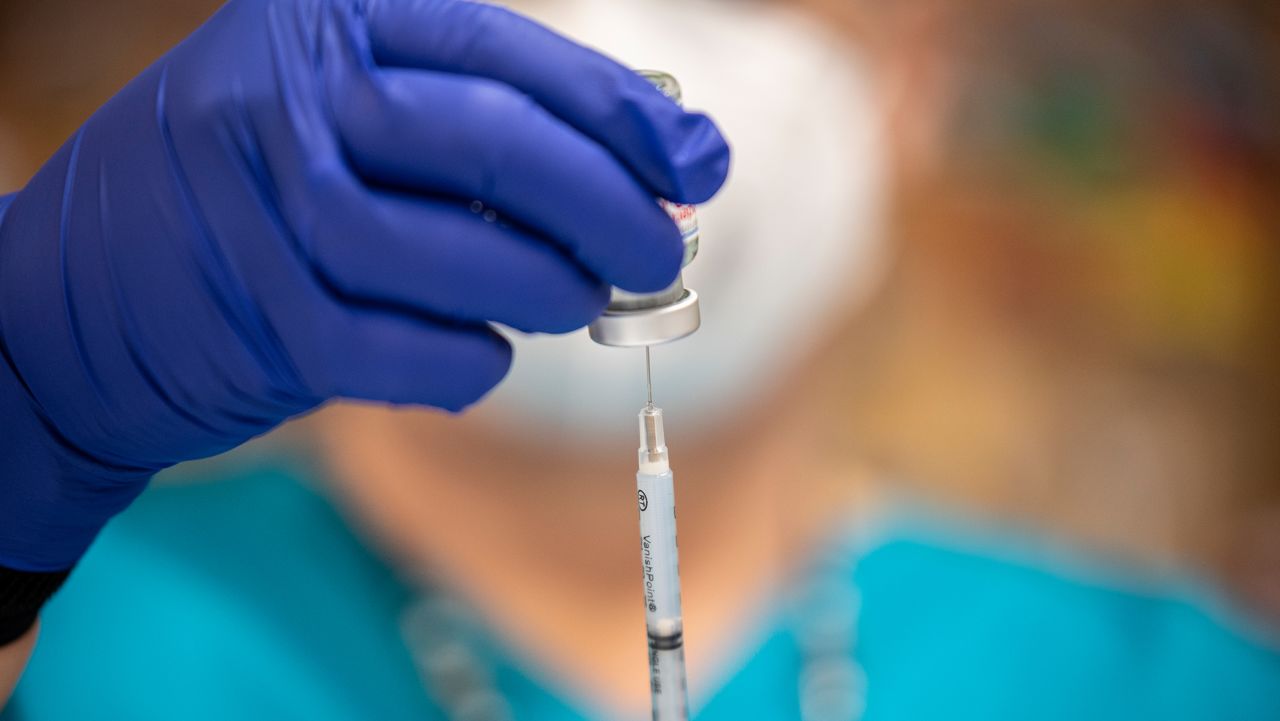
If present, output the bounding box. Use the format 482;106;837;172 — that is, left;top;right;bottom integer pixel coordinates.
637;469;682;628
637;466;688;720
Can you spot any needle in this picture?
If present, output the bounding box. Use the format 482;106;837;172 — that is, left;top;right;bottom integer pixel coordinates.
645;345;653;406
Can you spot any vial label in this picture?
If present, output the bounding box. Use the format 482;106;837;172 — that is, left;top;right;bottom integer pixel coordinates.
660;199;700;266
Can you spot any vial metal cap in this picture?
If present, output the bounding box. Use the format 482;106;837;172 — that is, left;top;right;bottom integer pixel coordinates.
588;289;700;347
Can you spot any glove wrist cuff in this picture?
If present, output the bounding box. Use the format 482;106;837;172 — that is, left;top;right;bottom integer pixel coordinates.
0;565;70;646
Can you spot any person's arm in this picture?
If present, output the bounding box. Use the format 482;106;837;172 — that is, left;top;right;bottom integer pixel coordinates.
0;620;36;707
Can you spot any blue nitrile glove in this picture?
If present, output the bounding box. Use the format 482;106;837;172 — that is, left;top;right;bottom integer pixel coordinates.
0;0;729;636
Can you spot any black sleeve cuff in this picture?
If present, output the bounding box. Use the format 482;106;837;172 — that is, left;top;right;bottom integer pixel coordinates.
0;565;71;645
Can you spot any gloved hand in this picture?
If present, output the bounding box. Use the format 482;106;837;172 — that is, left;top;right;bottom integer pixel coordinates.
0;0;728;606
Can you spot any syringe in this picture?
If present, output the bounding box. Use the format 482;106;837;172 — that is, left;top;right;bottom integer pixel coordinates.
636;347;689;721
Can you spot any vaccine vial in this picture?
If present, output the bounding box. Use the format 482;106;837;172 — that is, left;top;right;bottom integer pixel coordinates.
588;71;702;348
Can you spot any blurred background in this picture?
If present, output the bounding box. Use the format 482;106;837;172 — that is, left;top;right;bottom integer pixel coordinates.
2;0;1278;619
795;0;1280;619
1;0;1277;638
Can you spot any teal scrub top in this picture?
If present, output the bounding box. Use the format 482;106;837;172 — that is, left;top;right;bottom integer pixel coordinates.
5;459;1278;720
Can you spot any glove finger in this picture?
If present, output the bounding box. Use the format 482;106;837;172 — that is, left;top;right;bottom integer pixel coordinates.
315;301;512;412
310;185;611;334
325;57;683;293
361;0;730;204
